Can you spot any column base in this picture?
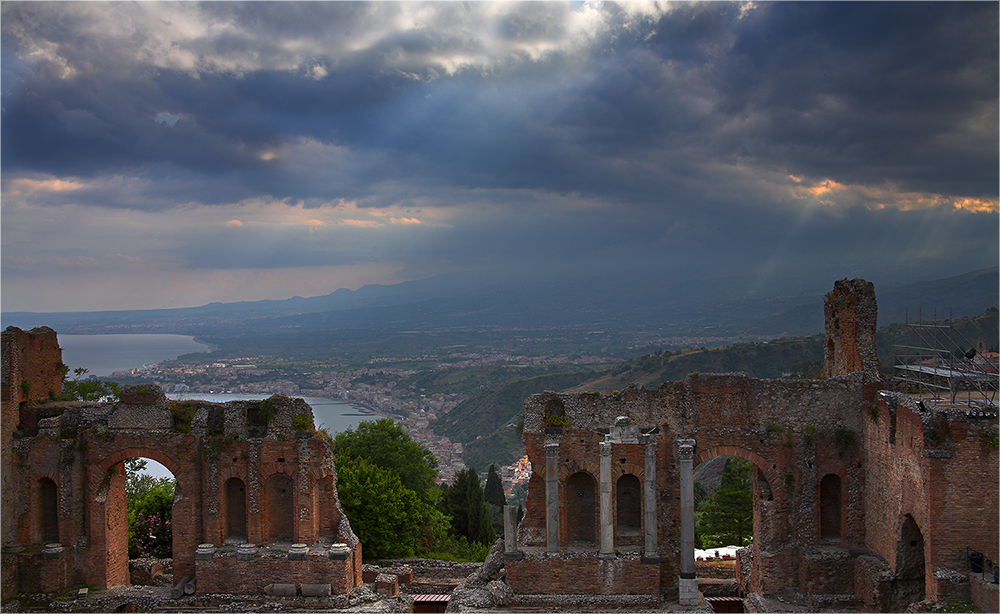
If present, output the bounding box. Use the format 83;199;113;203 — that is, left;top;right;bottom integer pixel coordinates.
678;577;700;605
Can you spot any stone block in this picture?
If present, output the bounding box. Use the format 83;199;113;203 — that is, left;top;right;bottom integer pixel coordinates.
375;573;398;597
301;583;331;597
265;583;297;596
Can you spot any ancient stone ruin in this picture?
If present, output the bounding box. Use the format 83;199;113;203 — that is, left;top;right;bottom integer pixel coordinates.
1;326;362;598
503;279;999;611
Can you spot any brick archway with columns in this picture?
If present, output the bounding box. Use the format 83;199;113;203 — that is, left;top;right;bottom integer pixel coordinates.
0;338;363;597
505;279;998;611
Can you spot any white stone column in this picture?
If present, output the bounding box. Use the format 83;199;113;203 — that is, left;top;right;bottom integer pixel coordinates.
677;438;698;605
642;433;658;562
599;439;614;556
545;442;560;552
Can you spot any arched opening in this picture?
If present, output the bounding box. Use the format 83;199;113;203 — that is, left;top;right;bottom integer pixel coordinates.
694;453;772;601
265;473;294;543
566;471;596;545
819;474;842;539
224;477;248;543
695;456;753;550
35;478;59;543
890;514;925;610
99;456;178;587
616;474;642;546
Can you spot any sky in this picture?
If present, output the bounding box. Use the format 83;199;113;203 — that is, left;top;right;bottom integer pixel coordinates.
2;1;997;313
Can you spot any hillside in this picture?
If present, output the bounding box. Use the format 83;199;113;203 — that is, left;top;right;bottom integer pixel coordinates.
431;371;597;470
451;307;999;468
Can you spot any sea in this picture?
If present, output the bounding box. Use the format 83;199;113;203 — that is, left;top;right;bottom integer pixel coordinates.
57;333;380;478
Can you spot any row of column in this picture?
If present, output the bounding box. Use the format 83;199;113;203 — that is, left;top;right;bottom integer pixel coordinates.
542;437;660;559
538;436;699;606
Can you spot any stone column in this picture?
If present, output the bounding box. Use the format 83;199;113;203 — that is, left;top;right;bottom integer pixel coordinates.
545;442;560;552
599;439;614;556
503;505;522;557
642;434;658;563
677;438;698;605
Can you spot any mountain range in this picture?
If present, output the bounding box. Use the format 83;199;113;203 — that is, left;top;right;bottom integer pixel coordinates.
3;266;997;342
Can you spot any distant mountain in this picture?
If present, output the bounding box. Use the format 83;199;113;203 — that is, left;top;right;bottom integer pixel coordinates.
4;267;996;342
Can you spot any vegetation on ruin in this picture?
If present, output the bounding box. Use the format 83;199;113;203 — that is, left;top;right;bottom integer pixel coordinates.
292;412;314;431
169;401;197;433
58;365;120;403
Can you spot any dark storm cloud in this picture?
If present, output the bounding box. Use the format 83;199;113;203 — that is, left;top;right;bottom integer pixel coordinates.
4;2;995;207
1;1;996;312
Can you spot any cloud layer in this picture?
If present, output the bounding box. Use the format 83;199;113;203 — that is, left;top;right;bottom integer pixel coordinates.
2;1;997;312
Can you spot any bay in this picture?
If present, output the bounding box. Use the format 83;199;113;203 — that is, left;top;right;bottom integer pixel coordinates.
59;334;211;378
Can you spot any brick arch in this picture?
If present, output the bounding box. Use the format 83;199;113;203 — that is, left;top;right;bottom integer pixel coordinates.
612;462;644;481
89;445;197;588
94;447;190;498
695;444;781;493
559;458;598;482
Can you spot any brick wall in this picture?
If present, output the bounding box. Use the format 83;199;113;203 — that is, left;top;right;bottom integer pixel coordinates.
195;546;359;594
864;392;999;605
506;552;660;595
3;372;361;596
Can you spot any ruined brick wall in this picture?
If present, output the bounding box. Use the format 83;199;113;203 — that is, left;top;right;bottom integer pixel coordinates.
512;371;873;600
823;278;879;379
864;392;999;607
2;327;63;554
2;337;362;599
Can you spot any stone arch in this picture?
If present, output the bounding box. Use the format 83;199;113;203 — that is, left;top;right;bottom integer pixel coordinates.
819;473;842;539
566;471;597;545
35;477;59;544
264;472;295;543
223;477;248;543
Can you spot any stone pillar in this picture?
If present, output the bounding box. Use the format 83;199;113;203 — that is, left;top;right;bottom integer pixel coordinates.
677;439;698;605
503;505;521;557
642;434;658;563
545;442;560;552
599;439;614;556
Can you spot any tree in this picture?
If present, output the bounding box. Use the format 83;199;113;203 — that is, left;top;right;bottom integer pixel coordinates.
335;456;423;559
59;366;119;402
125;458;175;559
441;466;495;545
332;419;438;504
484;464;506;509
697;457;753;547
483;464;506;534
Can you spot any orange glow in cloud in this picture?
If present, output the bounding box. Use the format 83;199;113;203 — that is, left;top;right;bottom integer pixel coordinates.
789;176;998;213
225;219;244;227
7;177;85;194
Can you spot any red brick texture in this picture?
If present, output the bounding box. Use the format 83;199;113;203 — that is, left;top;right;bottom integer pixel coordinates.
1;330;363;598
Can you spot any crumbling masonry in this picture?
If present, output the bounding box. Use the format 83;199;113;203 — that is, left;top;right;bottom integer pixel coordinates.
1;326;362;598
504;279;998;611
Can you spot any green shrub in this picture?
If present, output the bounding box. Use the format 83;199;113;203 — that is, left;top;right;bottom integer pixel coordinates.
292;413;314;431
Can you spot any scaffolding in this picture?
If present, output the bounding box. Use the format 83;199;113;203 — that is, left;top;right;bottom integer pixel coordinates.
893;308;998;413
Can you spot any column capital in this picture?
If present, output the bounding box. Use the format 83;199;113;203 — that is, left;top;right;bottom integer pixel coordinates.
599;440;612;455
544;441;559;457
676;438;695;460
